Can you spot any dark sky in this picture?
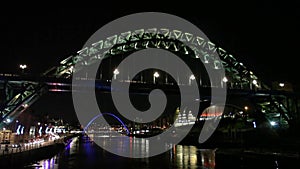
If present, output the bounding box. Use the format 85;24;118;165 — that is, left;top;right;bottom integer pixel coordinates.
1;2;300;86
1;2;300;124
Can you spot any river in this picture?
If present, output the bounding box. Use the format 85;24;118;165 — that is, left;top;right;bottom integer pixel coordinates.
23;135;299;169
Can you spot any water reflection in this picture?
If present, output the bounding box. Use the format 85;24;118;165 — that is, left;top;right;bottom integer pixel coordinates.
28;135;298;169
24;137;79;169
172;145;215;169
29;135;217;169
24;156;58;169
91;134;151;158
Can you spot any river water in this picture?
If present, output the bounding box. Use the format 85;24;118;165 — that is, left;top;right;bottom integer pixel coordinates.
24;135;299;169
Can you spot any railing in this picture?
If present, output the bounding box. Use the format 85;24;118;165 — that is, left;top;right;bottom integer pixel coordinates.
0;137;65;156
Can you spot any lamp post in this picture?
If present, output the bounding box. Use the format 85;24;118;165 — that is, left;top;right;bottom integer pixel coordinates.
222;76;228;88
19;64;27;74
153;72;159;84
189;74;195;85
279;83;285;87
113;69;119;80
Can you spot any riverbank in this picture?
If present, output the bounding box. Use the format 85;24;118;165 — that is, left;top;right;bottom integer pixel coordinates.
0;142;65;168
0;134;79;168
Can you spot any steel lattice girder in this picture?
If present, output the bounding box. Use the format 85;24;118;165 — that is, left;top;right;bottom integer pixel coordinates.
0;81;47;126
0;28;271;126
44;28;262;88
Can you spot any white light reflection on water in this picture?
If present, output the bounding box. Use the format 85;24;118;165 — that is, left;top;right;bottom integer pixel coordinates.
24;156;58;169
91;134;151;158
31;137;215;169
172;145;215;169
24;137;80;169
26;135;298;169
91;134;215;168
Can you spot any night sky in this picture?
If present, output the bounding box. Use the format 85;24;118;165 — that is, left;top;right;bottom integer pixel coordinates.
1;3;300;123
1;3;300;85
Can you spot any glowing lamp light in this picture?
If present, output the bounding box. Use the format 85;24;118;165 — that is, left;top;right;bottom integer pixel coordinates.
19;64;27;69
222;77;228;83
113;69;120;75
252;121;257;128
153;72;160;83
154;72;159;78
270;121;277;126
252;79;258;85
113;69;120;80
279;83;285;87
189;74;195;80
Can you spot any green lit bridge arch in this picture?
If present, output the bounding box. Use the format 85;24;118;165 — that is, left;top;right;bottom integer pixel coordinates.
1;27;292;130
44;28;263;90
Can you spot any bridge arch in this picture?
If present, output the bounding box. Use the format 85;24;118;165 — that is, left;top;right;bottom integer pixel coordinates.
84;112;130;135
56;27;258;89
0;22;262;127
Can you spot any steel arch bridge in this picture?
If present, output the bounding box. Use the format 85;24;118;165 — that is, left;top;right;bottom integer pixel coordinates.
84;112;130;135
0;27;297;129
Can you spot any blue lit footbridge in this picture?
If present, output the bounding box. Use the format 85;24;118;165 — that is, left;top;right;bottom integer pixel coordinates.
1;28;300;135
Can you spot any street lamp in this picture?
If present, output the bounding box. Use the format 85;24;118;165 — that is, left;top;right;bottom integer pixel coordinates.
153;72;159;83
279;83;285;87
222;77;228;83
19;64;27;73
252;79;258;85
6;118;11;123
189;74;195;85
113;68;119;80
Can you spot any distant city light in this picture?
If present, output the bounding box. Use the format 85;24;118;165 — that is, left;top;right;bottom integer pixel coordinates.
39;126;43;136
45;127;50;134
70;66;74;72
244;106;249;111
6;118;11;123
21;126;24;134
17;125;21;135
